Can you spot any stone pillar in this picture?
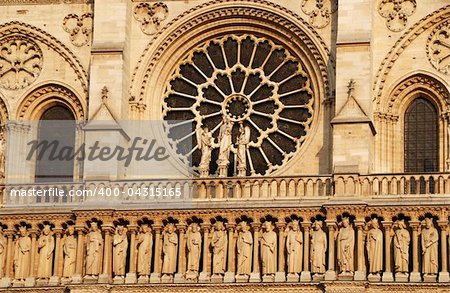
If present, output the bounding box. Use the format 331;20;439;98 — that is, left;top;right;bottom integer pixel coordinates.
49;228;63;285
174;223;186;283
150;224;162;283
72;226;85;284
0;232;14;287
438;221;449;282
125;225;138;284
224;223;236;283
354;220;366;281
25;230;37;287
300;222;311;282
382;221;394;282
98;225;113;283
409;221;421;282
275;222;286;282
325;221;337;280
199;224;211;283
249;223;261;283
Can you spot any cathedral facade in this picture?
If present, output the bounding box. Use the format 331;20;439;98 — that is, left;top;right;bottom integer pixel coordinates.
0;0;449;292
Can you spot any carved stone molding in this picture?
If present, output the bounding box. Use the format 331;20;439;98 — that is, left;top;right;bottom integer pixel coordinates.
63;13;93;47
427;19;450;75
0;36;43;90
133;2;169;35
378;0;417;32
301;0;335;29
0;0;90;4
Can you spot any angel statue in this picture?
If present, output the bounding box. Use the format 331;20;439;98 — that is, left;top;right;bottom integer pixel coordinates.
236;123;251;176
196;126;214;176
217;117;233;177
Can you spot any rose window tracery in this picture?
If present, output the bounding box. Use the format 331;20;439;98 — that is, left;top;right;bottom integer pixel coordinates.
162;34;315;176
0;36;42;90
427;20;450;75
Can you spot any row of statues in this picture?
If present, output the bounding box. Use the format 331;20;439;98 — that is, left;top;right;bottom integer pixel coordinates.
0;214;448;286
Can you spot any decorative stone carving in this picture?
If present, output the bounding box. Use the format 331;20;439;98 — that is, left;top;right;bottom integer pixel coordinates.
197;127;214;177
62;225;77;278
0;36;42;90
217;118;233;177
162;223;178;276
37;224;55;280
62;13;93;47
421;217;438;276
366;218;383;278
260;221;277;277
286;220;303;276
136;223;152;278
378;0;417;32
186;222;201;279
236;124;251;177
393;219;410;275
236;221;253;276
0;133;6;179
427;20;450;75
13;225;31;281
133;2;168;35
211;221;227;276
337;216;354;275
310;220;327;275
301;0;333;29
85;221;103;278
0;225;6;277
113;225;128;278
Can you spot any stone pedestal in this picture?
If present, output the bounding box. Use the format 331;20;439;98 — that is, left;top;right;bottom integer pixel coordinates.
160;274;173;283
137;275;149;284
198;272;210;283
338;272;354;281
367;273;381;282
275;272;286;282
395;273;409;282
0;277;11;288
325;270;337;281
312;273;324;282
149;272;161;283
36;278;49;286
354;271;366;281
48;276;60;286
125;272;137;284
210;274;223;283
83;275;99;284
382;272;394;282
11;280;24;287
98;274;111;284
249;272;261;282
71;274;82;284
300;271;311;282
262;274;275;282
438;272;450;283
409;272;421;282
174;273;186;283
24;277;36;287
235;274;249;283
224;272;235;283
286;273;299;282
113;276;125;284
423;274;437;283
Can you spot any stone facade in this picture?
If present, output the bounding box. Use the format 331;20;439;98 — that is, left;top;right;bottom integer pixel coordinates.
0;0;449;292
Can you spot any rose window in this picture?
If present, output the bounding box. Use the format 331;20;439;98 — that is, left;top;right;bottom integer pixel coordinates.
163;34;315;176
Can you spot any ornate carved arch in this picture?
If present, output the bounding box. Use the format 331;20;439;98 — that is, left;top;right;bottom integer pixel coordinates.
0;21;89;94
0;95;9;124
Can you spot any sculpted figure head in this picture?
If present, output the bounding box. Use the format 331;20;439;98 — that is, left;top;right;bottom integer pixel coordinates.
90;221;99;232
424;217;433;229
42;224;51;235
370;218;379;229
140;223;151;233
313;220;323;231
215;221;225;231
342;216;350;228
167;223;175;234
264;221;273;232
291;220;300;231
396;219;406;230
67;226;75;236
240;221;249;232
116;225;126;235
19;226;27;236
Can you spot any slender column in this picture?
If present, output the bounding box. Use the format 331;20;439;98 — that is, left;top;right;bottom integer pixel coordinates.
199;224;211;282
224;223;236;283
4;232;13;277
249;223;261;282
382;221;394;282
275;222;286;282
72;226;85;283
150;224;162;283
125;225;138;284
174;223;186;283
438;221;449;282
300;222;311;282
325;221;337;280
409;221;421;282
354;220;366;280
99;225;113;283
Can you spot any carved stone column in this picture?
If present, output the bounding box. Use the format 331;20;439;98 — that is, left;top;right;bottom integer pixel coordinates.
72;226;85;284
0;231;14;287
409;221;421;282
249;223;261;283
174;223;186;283
300;221;311;282
99;225;113;283
224;223;236;283
438;221;449;282
25;230;37;287
275;222;286;282
49;228;63;286
382;221;394;282
354;220;366;281
125;225;138;284
325;220;337;281
150;224;162;283
199;224;211;283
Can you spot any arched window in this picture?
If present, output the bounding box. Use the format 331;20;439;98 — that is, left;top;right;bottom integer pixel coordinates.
35;105;76;182
404;98;438;173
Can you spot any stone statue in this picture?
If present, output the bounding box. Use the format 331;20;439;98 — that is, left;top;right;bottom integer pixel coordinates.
85;222;103;277
236;124;250;176
310;220;327;274
337;216;354;274
211;221;228;275
62;226;77;278
366;218;383;275
236;221;253;276
0;226;7;278
14;226;31;281
186;222;201;278
421;217;438;275
286;220;303;276
113;225;128;278
0;135;5;178
393;219;410;275
197;127;214;176
260;221;277;276
162;223;178;276
217;117;233;176
136;223;152;277
37;224;55;279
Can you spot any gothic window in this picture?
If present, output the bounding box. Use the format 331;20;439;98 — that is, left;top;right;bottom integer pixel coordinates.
404;98;438;173
35;105;76;182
